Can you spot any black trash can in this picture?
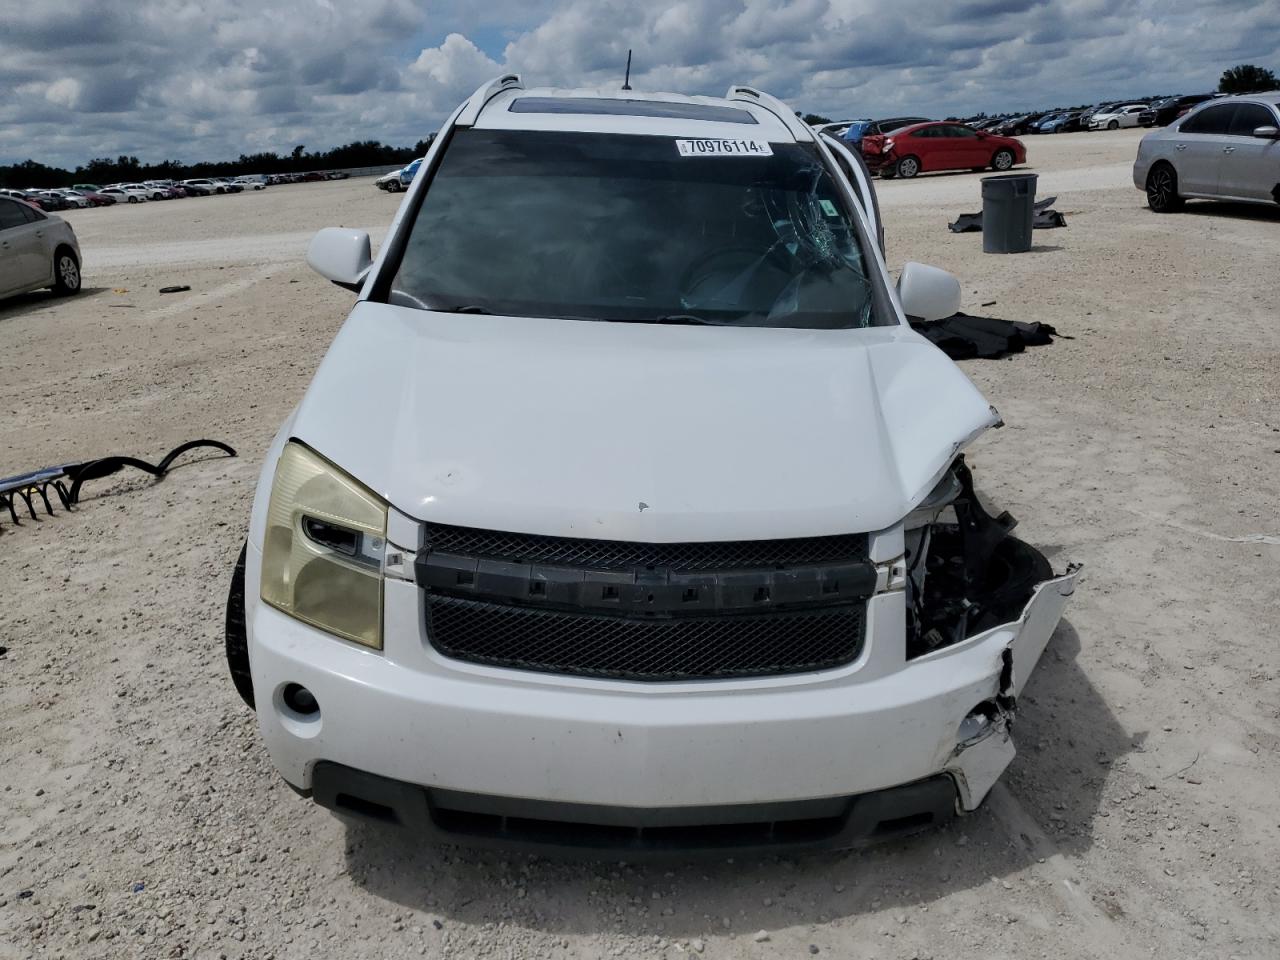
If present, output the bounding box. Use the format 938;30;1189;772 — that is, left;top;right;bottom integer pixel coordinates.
981;173;1038;253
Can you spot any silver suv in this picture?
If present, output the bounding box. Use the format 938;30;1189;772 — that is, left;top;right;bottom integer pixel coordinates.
1134;93;1280;211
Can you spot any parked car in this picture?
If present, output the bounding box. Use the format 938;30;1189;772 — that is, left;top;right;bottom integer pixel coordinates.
994;113;1050;136
0;188;40;207
863;121;1026;178
225;77;1076;856
72;183;103;193
374;169;405;192
49;190;89;208
398;157;424;188
66;189;114;207
1089;104;1148;130
1041;111;1086;133
0;195;82;300
1135;94;1280;212
99;186;149;203
232;178;267;191
1139;94;1216;127
811;120;862;138
25;191;70;211
842;116;931;149
183;178;223;195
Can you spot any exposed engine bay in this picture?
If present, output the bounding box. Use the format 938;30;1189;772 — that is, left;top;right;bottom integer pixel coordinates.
904;456;1053;660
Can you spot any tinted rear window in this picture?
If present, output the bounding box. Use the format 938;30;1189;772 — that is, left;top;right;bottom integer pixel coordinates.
1229;103;1276;135
1181;104;1235;135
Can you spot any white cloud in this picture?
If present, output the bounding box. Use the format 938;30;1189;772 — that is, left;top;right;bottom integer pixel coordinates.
2;0;1279;167
44;77;82;109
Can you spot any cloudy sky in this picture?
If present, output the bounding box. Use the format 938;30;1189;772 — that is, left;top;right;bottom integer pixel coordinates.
2;0;1277;167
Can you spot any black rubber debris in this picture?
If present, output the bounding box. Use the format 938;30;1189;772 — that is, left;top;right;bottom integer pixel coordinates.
949;196;1067;233
158;285;191;294
909;312;1063;360
1;439;236;528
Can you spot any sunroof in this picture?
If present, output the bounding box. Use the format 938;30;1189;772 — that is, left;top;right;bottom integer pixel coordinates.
509;97;758;124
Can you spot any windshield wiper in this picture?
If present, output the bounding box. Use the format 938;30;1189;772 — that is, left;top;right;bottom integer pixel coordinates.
604;314;732;326
437;304;493;314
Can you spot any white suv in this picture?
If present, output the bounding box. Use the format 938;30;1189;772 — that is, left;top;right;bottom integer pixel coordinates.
225;77;1078;855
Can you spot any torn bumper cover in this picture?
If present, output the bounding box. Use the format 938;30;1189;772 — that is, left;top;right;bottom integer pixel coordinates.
247;469;1078;853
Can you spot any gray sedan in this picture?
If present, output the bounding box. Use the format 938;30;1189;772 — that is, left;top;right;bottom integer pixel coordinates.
0;196;82;301
1134;93;1280;211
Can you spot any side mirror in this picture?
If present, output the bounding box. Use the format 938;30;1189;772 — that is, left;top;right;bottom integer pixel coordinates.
898;261;962;322
1253;125;1280;139
307;228;373;292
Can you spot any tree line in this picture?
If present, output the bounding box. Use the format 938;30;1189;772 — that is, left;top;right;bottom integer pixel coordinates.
0;138;433;190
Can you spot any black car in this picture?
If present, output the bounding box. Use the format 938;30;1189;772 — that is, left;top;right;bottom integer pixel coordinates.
1138;94;1215;127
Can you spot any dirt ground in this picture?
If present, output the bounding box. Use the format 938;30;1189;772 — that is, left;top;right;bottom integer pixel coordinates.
2;127;1278;960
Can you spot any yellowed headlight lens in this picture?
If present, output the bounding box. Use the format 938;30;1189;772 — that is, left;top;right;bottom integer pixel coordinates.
261;442;387;649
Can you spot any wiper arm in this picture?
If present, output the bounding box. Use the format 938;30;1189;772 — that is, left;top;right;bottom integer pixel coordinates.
604;314;732;326
437;304;492;314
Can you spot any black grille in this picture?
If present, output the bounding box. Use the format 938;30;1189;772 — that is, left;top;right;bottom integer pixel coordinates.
423;523;868;572
425;595;865;681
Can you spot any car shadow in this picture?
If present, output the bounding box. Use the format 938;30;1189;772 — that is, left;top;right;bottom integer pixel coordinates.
341;616;1130;936
1181;200;1280;223
0;286;108;321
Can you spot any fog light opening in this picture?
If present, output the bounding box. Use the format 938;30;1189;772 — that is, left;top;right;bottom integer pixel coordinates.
282;683;320;717
957;701;1003;748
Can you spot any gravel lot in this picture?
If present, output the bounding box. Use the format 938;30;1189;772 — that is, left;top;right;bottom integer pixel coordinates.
3;128;1278;959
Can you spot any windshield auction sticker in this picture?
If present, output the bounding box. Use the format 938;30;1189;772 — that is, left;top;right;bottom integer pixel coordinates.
676;139;774;157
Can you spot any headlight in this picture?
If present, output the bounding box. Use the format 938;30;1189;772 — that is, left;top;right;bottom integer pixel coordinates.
261;442;387;649
883;138;895;151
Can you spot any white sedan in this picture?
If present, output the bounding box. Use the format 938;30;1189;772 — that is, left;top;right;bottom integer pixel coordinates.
1089;104;1149;130
0;195;83;301
99;186;149;203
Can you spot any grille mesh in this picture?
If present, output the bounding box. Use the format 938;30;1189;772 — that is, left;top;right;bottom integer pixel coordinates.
423;523;869;572
425;595;865;681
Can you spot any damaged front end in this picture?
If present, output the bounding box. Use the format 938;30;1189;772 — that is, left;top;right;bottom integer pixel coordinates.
901;455;1080;809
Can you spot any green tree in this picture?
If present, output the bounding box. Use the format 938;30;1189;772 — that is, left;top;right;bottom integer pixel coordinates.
1219;64;1278;94
801;113;833;126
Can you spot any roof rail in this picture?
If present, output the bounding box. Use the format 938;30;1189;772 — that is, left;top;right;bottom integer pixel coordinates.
724;85;812;141
456;75;524;127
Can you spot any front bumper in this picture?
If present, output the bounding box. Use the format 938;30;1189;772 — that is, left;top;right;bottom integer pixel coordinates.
246;535;1078;841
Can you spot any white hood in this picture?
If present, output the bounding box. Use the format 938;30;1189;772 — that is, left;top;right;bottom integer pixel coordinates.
290;303;998;541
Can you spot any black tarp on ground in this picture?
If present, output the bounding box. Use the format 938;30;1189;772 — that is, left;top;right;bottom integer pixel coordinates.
909;312;1060;360
949;196;1067;233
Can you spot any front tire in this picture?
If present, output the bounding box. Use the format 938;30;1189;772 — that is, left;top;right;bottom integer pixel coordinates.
991;149;1015;171
52;247;81;295
1107;120;1119;130
1145;163;1184;213
225;543;255;710
895;155;920;179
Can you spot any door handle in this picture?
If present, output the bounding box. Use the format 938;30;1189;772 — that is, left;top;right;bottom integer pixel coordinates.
1175;144;1187;151
1223;146;1235;153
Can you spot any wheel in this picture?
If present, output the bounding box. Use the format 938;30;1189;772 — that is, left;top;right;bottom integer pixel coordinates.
1107;120;1119;130
52;247;81;295
128;195;138;203
225;543;255;710
1145;163;1184;213
895;155;920;179
991;149;1015;171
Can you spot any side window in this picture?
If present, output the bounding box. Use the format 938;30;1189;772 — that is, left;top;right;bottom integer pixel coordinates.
1228;103;1276;135
910;127;935;138
0;198;29;230
948;125;977;137
1181;105;1235;135
20;203;44;223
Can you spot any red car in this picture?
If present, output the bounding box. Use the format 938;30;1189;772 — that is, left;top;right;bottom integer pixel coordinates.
861;121;1026;179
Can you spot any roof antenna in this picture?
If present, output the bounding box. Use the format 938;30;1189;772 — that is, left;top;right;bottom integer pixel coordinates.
621;49;633;91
